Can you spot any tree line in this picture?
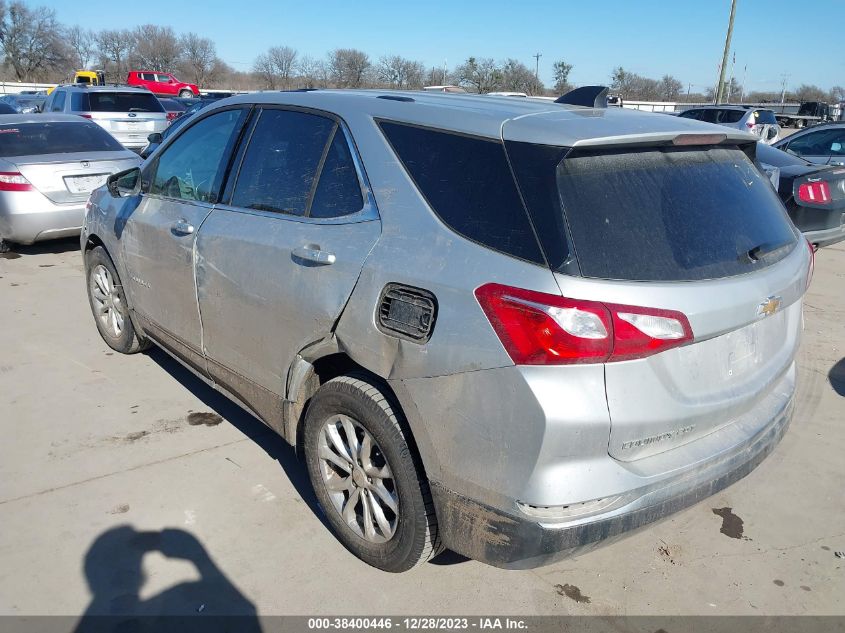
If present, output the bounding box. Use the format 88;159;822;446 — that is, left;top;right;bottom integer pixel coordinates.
1;0;842;103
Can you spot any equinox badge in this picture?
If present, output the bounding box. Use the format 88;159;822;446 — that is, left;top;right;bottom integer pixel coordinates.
756;295;782;319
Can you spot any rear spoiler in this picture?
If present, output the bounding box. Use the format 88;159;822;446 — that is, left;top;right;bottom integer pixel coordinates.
555;86;609;108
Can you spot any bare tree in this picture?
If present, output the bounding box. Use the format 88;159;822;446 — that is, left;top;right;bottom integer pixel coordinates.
327;48;370;88
297;54;327;88
267;45;297;89
659;75;683;101
500;58;542;94
377;55;424;89
552;59;573;94
425;65;450;87
95;29;131;78
830;86;845;103
67;25;95;70
455;57;501;93
130;24;180;72
252;52;276;89
794;84;828;103
179;32;216;86
0;1;66;81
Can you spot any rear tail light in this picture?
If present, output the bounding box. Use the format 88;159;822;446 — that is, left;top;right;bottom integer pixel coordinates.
166;112;180;122
0;172;33;192
475;283;693;365
798;180;831;204
746;122;755;128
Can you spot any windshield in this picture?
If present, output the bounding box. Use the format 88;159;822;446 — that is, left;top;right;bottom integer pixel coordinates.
0;121;125;157
70;92;165;113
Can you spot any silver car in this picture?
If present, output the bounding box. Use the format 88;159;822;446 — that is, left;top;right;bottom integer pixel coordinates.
678;105;781;144
81;91;811;572
773;122;845;166
0;114;140;251
42;85;167;152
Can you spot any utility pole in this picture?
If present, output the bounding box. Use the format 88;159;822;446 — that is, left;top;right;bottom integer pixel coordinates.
533;52;542;79
443;59;447;85
715;0;738;103
780;74;789;109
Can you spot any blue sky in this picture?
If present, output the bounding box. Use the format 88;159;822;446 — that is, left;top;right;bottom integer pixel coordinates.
48;0;843;92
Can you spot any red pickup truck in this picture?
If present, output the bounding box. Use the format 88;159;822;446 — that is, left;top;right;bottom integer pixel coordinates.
126;71;200;98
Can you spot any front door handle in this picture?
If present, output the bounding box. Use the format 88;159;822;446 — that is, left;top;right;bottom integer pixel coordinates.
292;245;336;265
171;218;194;236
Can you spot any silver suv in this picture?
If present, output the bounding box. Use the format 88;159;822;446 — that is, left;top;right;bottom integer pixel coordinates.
679;105;781;144
81;91;811;572
43;85;167;151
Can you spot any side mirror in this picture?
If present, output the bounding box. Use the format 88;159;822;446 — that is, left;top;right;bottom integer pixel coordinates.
147;132;162;144
107;167;142;198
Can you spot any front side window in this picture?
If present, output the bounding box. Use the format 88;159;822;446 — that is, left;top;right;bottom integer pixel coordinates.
231;109;335;216
157;74;173;83
150;108;246;203
787;129;845;156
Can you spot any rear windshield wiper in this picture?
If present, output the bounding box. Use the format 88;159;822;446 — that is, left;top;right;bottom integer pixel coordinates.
745;240;793;262
128;108;150;112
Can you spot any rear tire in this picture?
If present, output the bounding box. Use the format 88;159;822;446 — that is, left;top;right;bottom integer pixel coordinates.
303;375;442;572
179;89;194;98
85;246;149;354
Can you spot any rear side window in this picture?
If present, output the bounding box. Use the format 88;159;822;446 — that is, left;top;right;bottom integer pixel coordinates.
552;146;797;281
231;109;336;216
310;132;364;218
0;122;124;157
71;92;164;113
378;121;544;264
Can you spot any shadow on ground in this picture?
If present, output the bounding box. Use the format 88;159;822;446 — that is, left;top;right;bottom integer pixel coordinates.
74;526;262;630
146;347;331;533
146;346;468;568
4;237;81;256
829;358;845;397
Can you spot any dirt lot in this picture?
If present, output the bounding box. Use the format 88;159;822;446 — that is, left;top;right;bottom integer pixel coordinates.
0;239;843;617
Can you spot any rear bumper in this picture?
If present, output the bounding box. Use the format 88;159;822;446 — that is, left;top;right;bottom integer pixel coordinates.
431;392;792;569
803;222;845;249
0;192;85;244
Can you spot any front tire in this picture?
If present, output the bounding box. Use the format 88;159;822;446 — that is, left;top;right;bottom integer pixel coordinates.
303;375;442;572
85;246;149;354
179;89;194;98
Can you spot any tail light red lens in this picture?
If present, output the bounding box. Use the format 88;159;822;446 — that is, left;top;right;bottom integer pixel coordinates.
475;283;693;365
798;180;831;204
0;172;33;192
166;112;180;121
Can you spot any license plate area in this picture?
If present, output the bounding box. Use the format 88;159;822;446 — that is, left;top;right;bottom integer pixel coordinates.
64;174;109;194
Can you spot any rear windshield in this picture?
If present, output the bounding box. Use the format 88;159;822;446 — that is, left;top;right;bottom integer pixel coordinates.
680;109;745;124
70;91;164;113
753;110;777;125
548;146;797;281
0;121;124;156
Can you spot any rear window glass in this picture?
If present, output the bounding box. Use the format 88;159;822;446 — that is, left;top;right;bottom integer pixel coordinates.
231;109;335;216
71;92;164;113
753;110;777;125
310;132;364;218
553;146;797;281
378;121;544;264
0;121;124;157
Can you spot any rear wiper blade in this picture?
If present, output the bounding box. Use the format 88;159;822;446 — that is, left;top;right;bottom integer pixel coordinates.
745;241;792;262
128;108;150;112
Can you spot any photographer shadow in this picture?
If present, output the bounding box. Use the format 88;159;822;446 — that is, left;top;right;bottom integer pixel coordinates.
74;525;262;632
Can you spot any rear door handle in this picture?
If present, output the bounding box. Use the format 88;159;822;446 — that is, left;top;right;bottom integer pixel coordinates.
171;218;194;236
292;245;336;265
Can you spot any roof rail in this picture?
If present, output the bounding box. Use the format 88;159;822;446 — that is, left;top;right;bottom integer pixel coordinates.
555;85;609;108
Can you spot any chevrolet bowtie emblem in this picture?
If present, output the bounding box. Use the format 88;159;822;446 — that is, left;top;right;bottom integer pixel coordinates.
756;295;782;319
